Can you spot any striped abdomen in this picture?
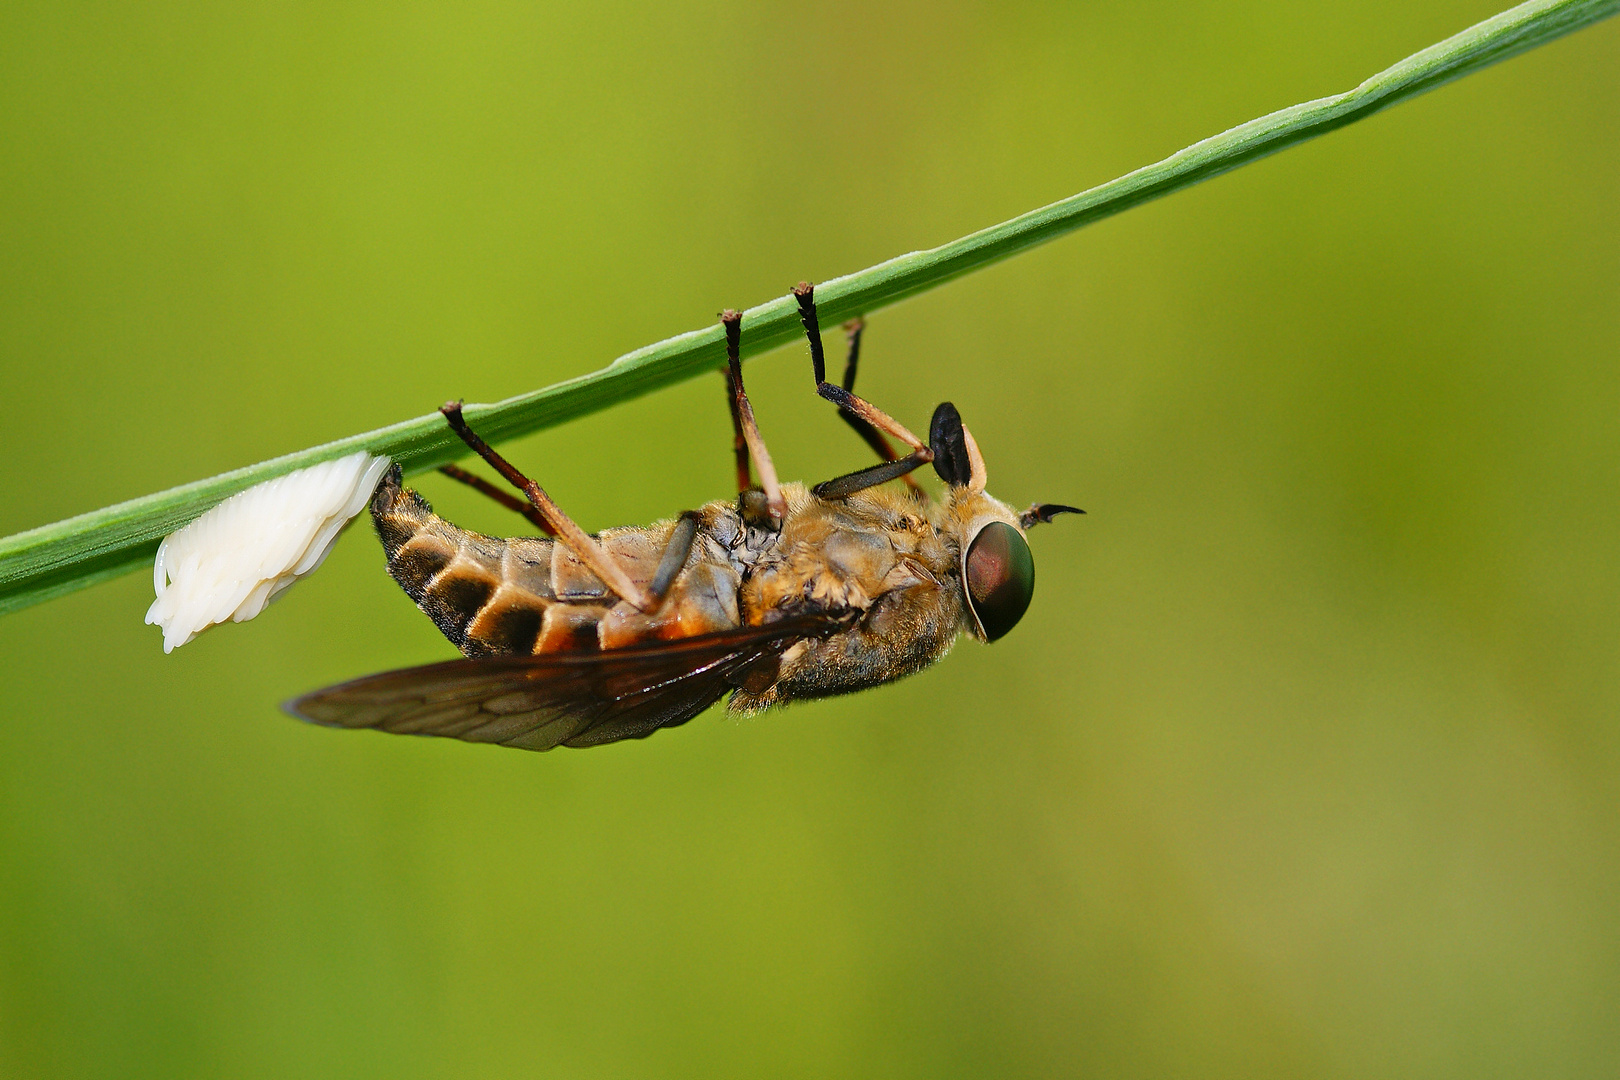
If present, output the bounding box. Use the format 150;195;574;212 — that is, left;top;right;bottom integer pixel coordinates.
369;471;742;657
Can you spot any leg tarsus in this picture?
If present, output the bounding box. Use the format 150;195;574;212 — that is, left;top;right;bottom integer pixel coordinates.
793;282;829;384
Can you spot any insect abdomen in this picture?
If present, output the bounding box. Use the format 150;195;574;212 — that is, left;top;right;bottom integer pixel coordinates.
369;469;741;658
371;471;567;656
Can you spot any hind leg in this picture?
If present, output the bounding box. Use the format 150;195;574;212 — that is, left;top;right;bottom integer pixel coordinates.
439;402;658;612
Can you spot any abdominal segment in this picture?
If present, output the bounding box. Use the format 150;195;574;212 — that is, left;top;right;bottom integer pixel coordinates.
369;475;741;657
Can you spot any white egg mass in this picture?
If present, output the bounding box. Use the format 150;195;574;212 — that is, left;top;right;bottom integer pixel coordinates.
145;451;392;652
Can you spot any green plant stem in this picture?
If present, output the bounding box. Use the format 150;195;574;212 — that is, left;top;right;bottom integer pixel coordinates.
1;0;1613;616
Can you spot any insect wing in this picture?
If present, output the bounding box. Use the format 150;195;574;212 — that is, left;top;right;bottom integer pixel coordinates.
284;615;842;751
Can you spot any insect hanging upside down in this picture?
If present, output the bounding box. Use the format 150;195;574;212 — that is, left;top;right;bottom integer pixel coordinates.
285;283;1082;751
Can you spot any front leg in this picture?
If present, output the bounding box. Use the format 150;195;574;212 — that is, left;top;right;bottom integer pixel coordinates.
793;282;933;458
794;282;935;499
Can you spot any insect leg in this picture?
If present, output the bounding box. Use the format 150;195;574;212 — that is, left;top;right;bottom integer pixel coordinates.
834;320;895;459
721;310;786;523
794;282;932;459
723;368;753;493
812;454;932;500
436;464;557;535
832;318;926;497
648;511;701;602
839;318;863;388
438;402;658;612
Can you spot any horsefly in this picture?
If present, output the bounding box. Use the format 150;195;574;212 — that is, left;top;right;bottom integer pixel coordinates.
285;284;1081;751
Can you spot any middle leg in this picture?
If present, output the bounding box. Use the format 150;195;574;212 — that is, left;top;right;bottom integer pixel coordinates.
723;367;753;495
721;310;786;524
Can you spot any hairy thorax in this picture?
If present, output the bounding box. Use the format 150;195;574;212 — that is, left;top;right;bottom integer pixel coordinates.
728;484;967;711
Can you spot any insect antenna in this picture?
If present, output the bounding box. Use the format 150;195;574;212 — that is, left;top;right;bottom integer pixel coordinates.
1019;503;1086;529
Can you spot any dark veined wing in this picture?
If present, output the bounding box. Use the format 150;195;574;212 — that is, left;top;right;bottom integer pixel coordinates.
283;613;847;752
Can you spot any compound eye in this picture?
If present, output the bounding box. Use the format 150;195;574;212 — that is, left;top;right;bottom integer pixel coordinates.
963;521;1035;642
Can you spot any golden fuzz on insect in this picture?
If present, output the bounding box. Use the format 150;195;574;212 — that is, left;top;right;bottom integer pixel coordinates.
145;452;392;653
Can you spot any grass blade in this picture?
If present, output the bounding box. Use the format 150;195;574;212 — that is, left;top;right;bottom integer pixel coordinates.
1;0;1614;616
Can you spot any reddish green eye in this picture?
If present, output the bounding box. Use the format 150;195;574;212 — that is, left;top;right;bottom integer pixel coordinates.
964;522;1035;642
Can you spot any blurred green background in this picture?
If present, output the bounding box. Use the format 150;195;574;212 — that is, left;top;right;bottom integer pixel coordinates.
2;1;1618;1076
